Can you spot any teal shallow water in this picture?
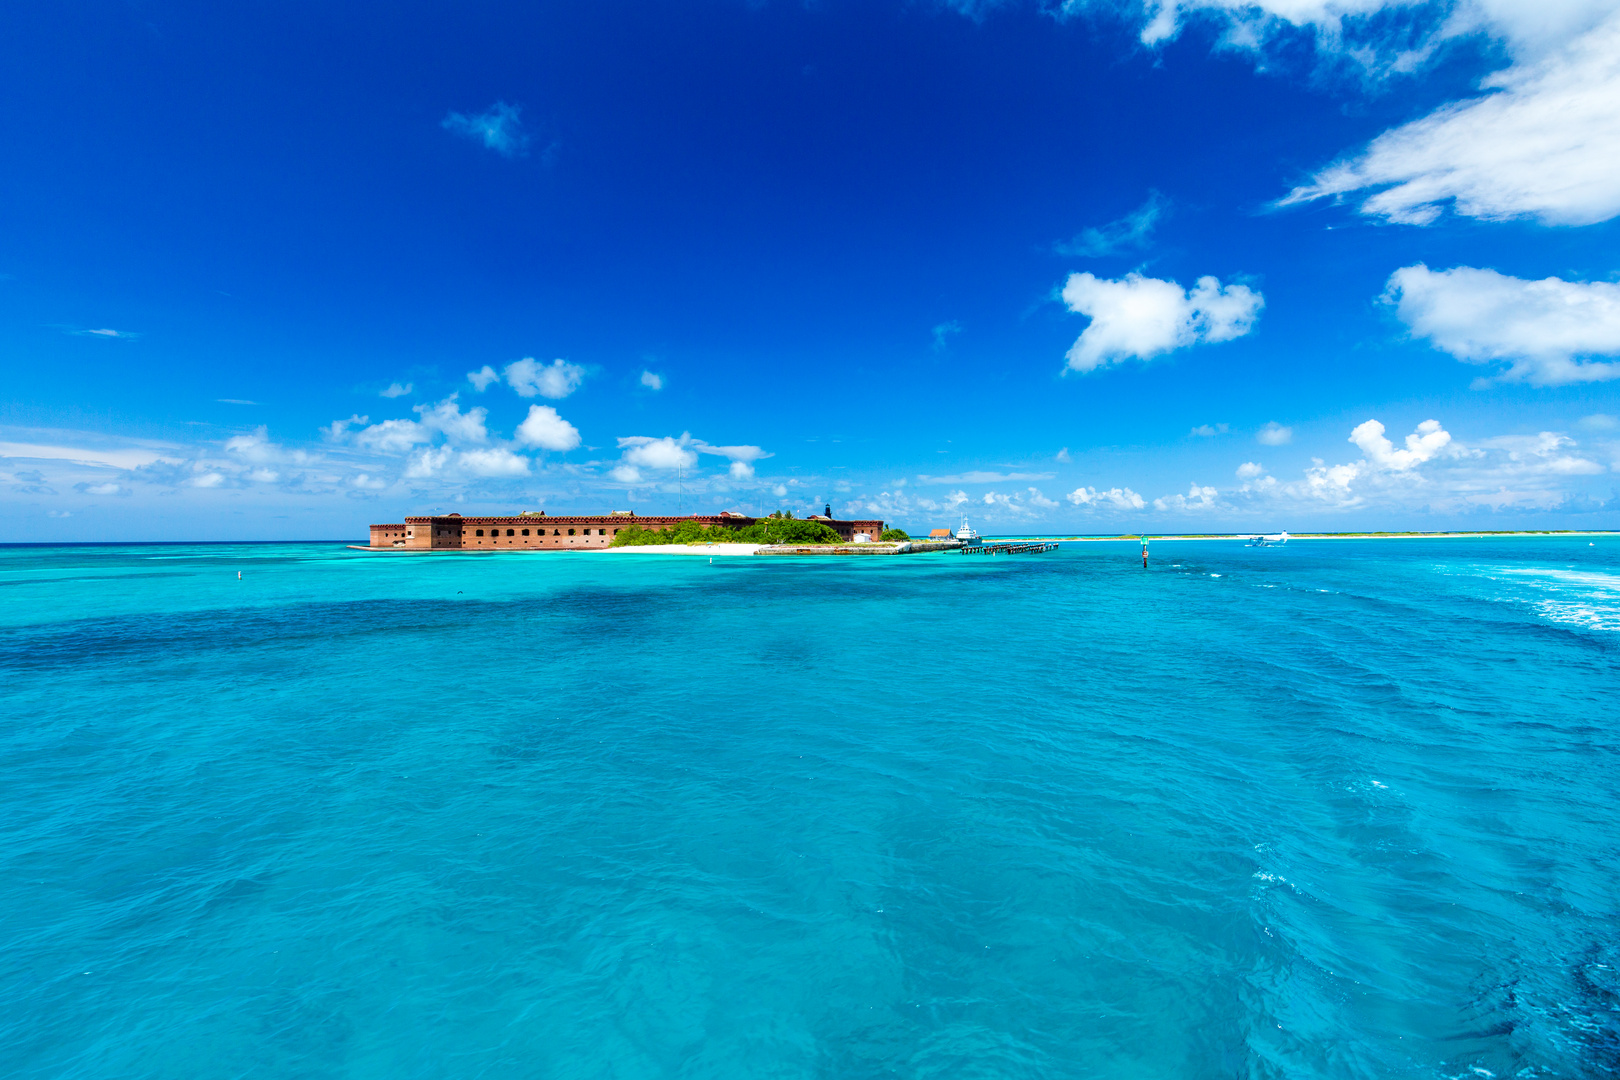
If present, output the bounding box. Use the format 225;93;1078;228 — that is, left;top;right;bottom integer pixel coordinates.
2;539;1617;1079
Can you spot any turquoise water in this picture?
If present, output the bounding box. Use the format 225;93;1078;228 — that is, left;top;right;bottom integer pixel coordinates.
2;538;1618;1079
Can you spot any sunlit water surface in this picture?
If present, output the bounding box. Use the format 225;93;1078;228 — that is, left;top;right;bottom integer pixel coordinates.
2;538;1618;1079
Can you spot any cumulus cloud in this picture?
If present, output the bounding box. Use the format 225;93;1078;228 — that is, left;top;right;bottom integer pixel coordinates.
1154;483;1220;511
414;397;488;443
1386;264;1620;385
1066;485;1146;509
505;357;586;399
1061;272;1263;373
404;446;453;479
514;405;581;452
1257;422;1293;445
1280;12;1620;226
457;448;531;477
1351;418;1452;469
729;461;755;480
1267;416;1607;510
468;365;500;391
354;418;430;453
442;101;530;157
640;370;664;391
620;436;699;471
1055;191;1168;257
380;381;413;399
1237;461;1265;479
324;414;369;441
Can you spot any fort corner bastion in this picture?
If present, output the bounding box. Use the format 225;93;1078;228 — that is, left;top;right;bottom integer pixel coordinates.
363;510;887;551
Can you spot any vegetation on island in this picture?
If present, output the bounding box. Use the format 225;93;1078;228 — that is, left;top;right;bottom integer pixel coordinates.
880;528;909;541
610;513;843;547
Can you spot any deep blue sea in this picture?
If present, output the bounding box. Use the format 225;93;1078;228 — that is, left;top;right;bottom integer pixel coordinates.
3;538;1619;1079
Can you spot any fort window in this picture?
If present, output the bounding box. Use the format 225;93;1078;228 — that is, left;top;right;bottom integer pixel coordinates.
521;529;529;536
568;528;576;535
475;529;484;536
506;529;514;536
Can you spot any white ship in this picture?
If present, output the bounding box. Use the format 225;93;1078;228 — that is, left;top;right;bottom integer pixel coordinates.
1246;532;1289;547
955;515;982;544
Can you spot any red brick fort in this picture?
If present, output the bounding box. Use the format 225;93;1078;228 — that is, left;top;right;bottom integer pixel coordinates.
367;510;885;550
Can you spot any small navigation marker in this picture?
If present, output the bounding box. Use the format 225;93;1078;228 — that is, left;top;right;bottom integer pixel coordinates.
1141;537;1149;568
237;571;242;580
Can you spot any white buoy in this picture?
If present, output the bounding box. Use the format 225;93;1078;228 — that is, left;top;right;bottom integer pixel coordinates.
237;571;241;580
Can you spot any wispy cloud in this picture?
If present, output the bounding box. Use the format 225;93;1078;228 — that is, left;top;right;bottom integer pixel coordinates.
217;398;257;405
931;320;962;352
1190;423;1229;437
918;470;1054;484
1055;191;1167;257
442;102;530;158
640;370;664;391
380;381;413;399
72;327;139;339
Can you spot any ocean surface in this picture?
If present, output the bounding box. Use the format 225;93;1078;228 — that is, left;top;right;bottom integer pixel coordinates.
3;537;1618;1080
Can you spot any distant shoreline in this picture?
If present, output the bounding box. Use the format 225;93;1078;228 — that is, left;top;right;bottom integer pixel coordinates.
994;531;1620;542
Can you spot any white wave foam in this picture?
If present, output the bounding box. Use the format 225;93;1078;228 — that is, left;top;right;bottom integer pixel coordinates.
1479;565;1620;633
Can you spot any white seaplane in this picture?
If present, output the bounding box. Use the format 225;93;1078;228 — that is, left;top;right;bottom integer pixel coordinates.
1246;531;1289;547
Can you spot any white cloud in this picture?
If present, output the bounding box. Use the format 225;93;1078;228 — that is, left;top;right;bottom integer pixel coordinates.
381;381;413;398
1056;447;1072;463
1386;264;1620;385
74;327;138;339
324;414;369;441
514;405;581;451
640;370;664;391
351;474;388;490
442;101;529;157
457;448;530;477
1268;417;1604;510
1579;413;1618;430
0;440;172;470
468;365;500;391
1257;422;1293;446
772;483;788;497
1190;423;1230;437
1351;418;1452;469
191;472;225;488
729;461;755;480
83;482;123;495
1237;461;1265;479
414;397;488;443
1066;485;1146;509
1154;483;1220;511
404;446;453;478
932;320;963;352
1061;272;1263;373
505;357;586;399
354;418;430;453
698;443;770;464
1055;190;1168;257
1281;12;1620;226
616;435;699;478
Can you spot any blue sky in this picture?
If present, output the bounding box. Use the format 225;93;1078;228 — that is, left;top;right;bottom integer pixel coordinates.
3;0;1619;539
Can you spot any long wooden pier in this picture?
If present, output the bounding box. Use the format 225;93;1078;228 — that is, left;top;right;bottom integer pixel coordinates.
958;542;1059;555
